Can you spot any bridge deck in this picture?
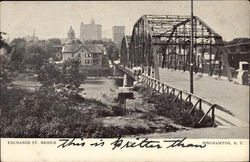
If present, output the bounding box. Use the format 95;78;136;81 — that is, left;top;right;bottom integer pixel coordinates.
159;68;249;123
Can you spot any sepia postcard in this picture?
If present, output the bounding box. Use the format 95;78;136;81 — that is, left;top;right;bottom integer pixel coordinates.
0;0;249;161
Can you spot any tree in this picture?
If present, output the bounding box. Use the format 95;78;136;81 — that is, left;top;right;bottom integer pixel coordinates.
9;38;27;70
103;40;119;61
0;32;12;88
9;38;62;71
228;38;250;45
23;42;48;70
227;38;250;53
85;40;103;44
0;32;11;52
37;55;84;89
45;38;62;60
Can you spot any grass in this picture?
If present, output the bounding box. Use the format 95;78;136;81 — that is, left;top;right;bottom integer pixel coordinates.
134;86;215;128
1;83;215;138
0;86;133;138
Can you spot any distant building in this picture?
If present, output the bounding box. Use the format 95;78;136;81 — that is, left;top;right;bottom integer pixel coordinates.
53;45;63;60
80;19;102;41
68;26;75;40
85;43;105;68
62;26;104;67
112;26;125;48
62;43;104;68
62;26;81;45
62;43;91;67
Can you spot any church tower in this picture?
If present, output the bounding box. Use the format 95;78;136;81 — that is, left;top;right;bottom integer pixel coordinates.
68;26;75;40
80;22;84;42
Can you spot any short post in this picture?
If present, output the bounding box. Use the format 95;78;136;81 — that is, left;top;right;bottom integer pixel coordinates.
123;74;128;87
117;92;134;110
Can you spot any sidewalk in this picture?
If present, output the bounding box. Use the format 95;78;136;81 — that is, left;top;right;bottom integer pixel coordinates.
159;68;249;124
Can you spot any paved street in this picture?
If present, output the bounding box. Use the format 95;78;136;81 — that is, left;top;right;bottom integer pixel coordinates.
159;68;249;123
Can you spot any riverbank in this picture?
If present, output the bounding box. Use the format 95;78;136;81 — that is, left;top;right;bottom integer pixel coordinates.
5;73;216;137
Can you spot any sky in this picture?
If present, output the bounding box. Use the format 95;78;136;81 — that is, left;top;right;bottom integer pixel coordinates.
0;1;249;41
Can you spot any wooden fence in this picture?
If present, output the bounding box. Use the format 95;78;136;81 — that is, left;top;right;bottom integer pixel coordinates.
140;74;216;126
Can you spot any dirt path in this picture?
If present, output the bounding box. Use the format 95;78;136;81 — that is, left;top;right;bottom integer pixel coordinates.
94;89;190;135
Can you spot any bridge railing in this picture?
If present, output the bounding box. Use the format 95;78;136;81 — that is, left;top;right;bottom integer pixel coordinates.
140;74;216;126
114;64;139;80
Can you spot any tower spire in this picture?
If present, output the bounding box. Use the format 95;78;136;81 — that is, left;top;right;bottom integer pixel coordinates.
33;29;36;38
68;26;75;40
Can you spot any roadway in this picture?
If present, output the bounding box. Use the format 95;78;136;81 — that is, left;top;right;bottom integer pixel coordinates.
159;68;249;124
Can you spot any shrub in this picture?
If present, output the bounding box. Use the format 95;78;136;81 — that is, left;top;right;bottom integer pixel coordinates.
136;86;214;128
0;86;133;138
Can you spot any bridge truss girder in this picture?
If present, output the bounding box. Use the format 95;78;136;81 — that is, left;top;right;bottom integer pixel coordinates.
127;15;232;80
120;36;131;65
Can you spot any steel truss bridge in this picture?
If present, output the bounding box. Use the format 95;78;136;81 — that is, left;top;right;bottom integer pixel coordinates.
120;15;232;80
116;15;250;127
114;64;248;127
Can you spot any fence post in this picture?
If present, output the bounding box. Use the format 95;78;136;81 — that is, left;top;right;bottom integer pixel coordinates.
199;100;202;111
197;104;216;125
154;80;157;91
158;81;161;92
211;105;215;126
162;83;165;93
188;99;201;114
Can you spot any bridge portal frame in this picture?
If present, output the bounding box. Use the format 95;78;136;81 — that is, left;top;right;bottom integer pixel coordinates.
127;15;232;80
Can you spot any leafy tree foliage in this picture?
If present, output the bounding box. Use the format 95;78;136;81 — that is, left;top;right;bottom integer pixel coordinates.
7;38;62;71
0;32;11;51
37;55;84;86
0;32;13;89
227;38;250;45
103;40;119;61
226;38;250;53
23;42;49;70
8;38;27;70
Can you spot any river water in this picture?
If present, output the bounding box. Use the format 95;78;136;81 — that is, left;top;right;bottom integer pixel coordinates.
13;76;124;100
80;77;123;100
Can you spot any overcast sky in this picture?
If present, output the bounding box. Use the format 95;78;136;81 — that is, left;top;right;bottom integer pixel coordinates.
1;1;249;41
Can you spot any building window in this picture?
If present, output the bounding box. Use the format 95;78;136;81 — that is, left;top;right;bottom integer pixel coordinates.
85;53;92;58
85;59;92;64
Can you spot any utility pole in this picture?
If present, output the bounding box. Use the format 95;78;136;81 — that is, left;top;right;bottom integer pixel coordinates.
190;0;194;93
